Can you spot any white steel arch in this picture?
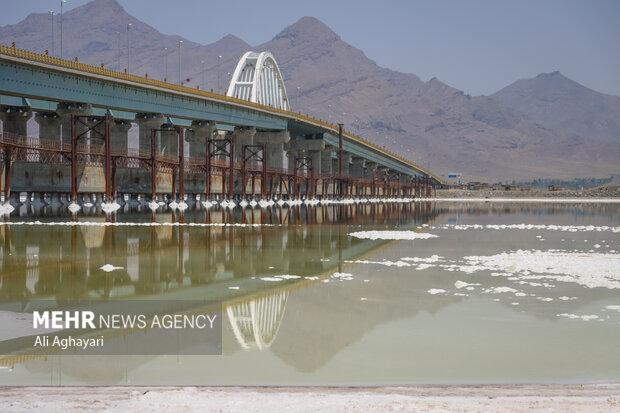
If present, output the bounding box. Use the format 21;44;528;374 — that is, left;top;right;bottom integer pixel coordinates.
226;51;291;111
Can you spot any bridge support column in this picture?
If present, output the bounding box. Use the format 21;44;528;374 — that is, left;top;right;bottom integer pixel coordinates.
35;112;61;161
0;107;32;203
320;148;333;196
365;162;377;196
254;130;290;197
136;114;164;200
351;157;365;196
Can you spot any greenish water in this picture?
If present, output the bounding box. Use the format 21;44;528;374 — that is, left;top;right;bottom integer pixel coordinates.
0;201;619;385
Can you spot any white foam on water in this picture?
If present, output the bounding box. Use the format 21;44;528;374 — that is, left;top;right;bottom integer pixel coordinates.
460;250;620;289
100;264;124;272
428;289;447;295
348;231;438;240
557;313;600;321
438;223;619;233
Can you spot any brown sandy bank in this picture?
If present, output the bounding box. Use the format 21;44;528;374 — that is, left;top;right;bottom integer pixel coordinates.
1;384;619;412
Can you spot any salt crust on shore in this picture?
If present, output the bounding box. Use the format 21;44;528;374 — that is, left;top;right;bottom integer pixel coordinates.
2;385;618;413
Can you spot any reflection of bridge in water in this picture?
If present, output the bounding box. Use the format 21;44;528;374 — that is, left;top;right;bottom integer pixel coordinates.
0;202;442;368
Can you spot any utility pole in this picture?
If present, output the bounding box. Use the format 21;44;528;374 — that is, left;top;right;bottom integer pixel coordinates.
49;11;55;55
60;0;67;58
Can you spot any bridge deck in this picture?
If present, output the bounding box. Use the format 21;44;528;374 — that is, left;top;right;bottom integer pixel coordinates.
0;44;441;183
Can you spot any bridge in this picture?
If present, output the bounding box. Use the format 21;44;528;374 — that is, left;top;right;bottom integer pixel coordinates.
0;43;440;209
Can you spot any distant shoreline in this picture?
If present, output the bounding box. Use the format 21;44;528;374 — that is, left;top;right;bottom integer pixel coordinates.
435;188;620;200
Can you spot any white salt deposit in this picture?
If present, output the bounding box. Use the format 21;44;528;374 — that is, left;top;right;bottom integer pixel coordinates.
438;223;619;233
101;202;121;213
557;313;600;321
260;275;301;282
228;286;240;290
454;280;480;289
427;289;447;295
0;203;15;215
177;201;188;211
68;202;81;213
345;259;411;267
482;286;517;294
559;296;578;301
460;250;620;289
100;264;124;272
148;201;159;211
332;272;354;281
604;305;620;312
348;231;438;240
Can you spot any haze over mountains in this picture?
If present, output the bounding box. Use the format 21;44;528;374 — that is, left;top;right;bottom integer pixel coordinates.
1;0;618;181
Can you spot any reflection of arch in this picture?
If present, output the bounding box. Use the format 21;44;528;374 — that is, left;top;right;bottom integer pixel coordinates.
226;51;291;110
226;290;288;350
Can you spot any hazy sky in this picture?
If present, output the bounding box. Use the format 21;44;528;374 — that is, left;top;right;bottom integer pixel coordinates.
2;0;619;96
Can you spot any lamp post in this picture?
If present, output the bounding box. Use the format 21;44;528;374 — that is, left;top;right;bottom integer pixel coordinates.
126;23;132;72
201;60;205;90
178;40;183;84
164;47;169;81
217;55;222;92
60;0;67;58
49;11;54;55
116;31;121;70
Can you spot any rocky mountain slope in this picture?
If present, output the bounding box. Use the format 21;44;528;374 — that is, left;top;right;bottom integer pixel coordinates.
1;0;617;181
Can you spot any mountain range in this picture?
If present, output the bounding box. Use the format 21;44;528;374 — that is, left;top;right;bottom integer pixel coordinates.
1;0;618;181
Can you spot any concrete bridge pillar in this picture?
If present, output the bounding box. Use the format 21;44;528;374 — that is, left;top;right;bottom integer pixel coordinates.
351;157;365;177
285;147;297;172
160;125;178;158
342;153;352;176
0;107;32;135
309;150;322;175
254;130;290;170
35;111;61;140
189;121;216;159
232;127;256;162
111;120;132;154
135;114;165;156
321;148;333;175
57;103;92;146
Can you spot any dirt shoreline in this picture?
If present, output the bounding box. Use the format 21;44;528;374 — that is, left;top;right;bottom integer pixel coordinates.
436;187;620;198
1;384;619;412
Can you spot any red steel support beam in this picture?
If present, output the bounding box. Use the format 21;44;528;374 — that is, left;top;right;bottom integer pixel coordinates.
70;114;77;203
150;129;157;201
104;114;112;202
178;127;185;202
338;123;344;197
204;138;211;199
228;139;234;199
3;148;11;202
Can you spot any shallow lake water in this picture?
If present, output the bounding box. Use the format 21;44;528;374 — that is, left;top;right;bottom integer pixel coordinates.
0;201;619;385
